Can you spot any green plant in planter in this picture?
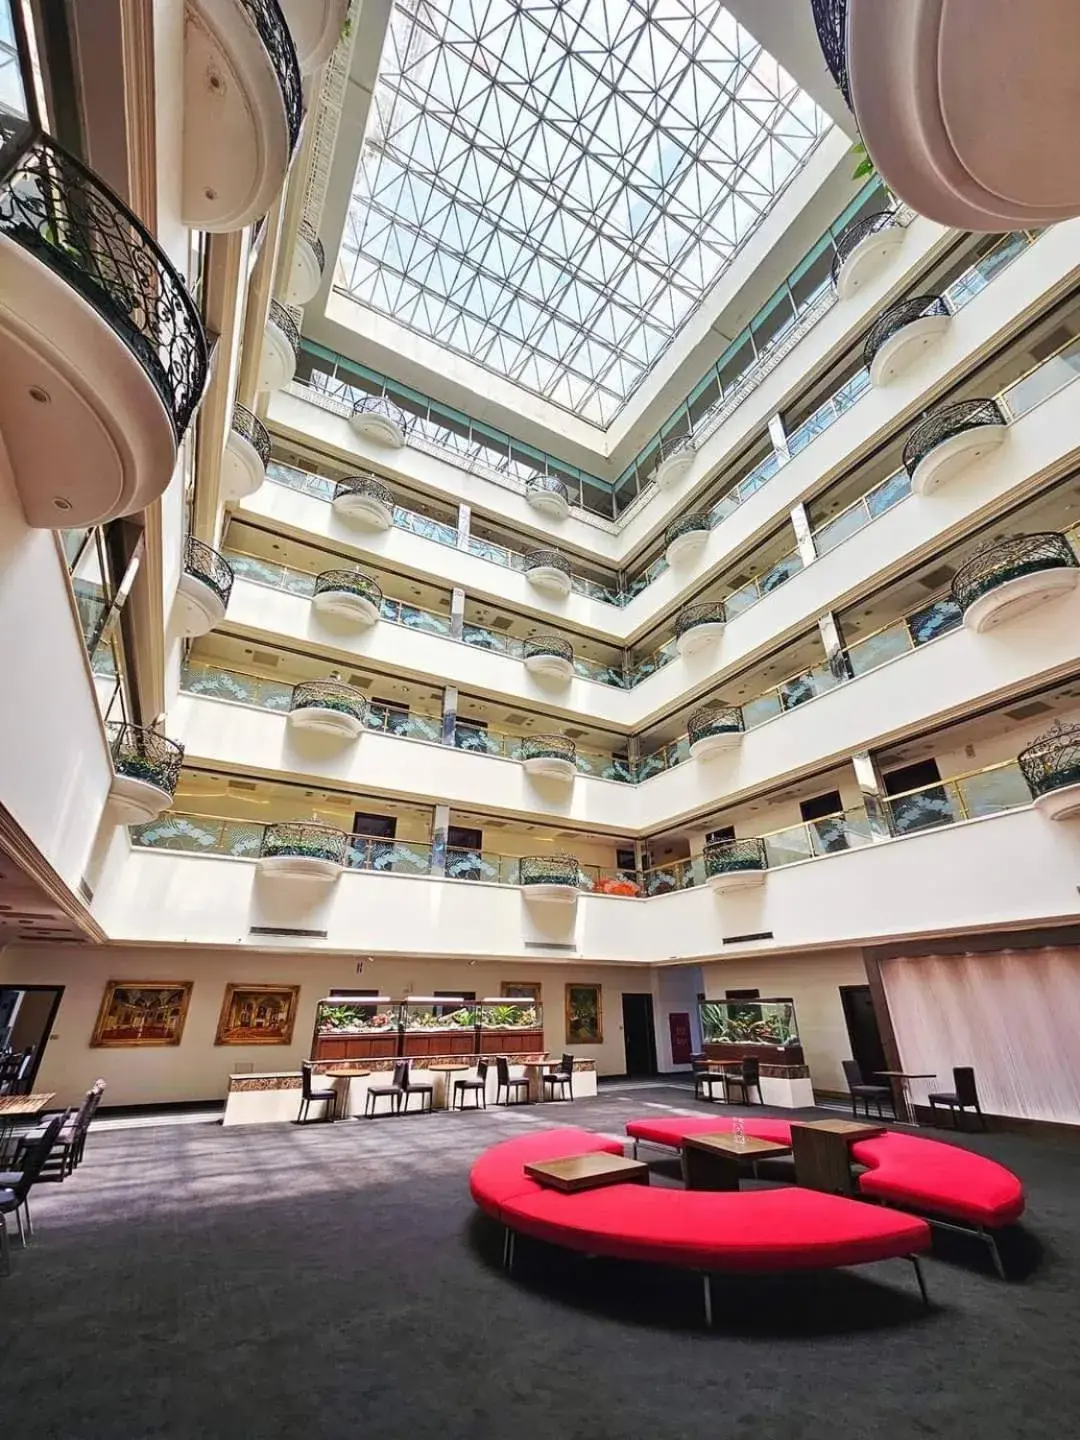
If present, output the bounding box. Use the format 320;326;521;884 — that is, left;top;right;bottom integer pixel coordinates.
115;753;172;789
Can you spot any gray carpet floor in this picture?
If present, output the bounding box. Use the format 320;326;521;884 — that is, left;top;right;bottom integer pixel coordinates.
0;1082;1077;1440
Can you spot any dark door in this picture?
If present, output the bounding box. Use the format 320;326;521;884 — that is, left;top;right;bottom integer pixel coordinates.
840;985;888;1082
0;986;64;1091
447;826;483;880
621;993;658;1077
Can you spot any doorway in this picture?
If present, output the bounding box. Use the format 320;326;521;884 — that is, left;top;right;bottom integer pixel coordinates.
621;993;658;1077
0;985;64;1092
840;984;888;1082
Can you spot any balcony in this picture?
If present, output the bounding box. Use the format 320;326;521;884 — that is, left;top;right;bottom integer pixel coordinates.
279;0;348;73
183;0;302;231
522;634;574;682
1018;720;1080;822
107;724;184;824
653;431;696;491
331;473;395;531
902;397;1008;496
704;837;767;893
519;854;580;903
688;705;743;761
520;735;576;783
525;473;570;521
258;821;347;880
312;569;383;627
830;210;902;300
222;404;270;502
286;676;367;741
864;295;951;386
283;220;325;305
523;548;572;598
0;124;208;527
674;601;725;657
259;300;300;393
665;513;710;568
952;532;1079;633
351;394;409;447
177;537;234;636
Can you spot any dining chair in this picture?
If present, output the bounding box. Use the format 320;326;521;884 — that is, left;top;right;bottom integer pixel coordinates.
927;1066;988;1130
541;1053;575;1102
365;1060;408;1117
494;1055;529;1106
693;1058;726;1104
722;1057;763;1105
842;1059;893;1118
0;1114;63;1273
297;1061;338;1123
401;1064;435;1115
453;1060;488;1110
17;1080;104;1180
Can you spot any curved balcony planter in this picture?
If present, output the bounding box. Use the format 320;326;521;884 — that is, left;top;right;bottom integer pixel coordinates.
312;569;383;627
183;0;302;231
1018;721;1080;822
258;299;300;393
286;678;367;741
523;634;573;682
520;735;576;783
283;220;324;305
688;705;744;760
952;532;1080;634
258;822;347;881
840;0;1080;230
830;211;902;301
902;398;1007;497
331;473;394;530
519;854;580;904
526;474;570;521
279;0;348;75
524;549;572;598
665;514;710;567
176;536;234;636
108;724;184;824
654;432;696;491
865;295;951;386
222;403;270;502
351;394;408;447
0;125;208;527
675;602;725;657
704;838;767;894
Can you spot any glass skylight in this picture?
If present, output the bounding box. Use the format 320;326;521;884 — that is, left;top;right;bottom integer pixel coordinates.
342;0;828;426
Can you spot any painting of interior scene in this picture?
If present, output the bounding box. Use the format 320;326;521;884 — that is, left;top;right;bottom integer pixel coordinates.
91;981;193;1047
215;984;300;1045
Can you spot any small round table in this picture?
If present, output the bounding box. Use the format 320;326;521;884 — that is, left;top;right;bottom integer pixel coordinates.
428;1062;472;1110
520;1059;557;1103
324;1068;371;1119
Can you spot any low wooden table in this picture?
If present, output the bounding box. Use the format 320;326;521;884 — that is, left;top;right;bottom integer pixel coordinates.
796;1119;886;1140
524;1152;649;1193
680;1132;791;1191
791;1119;887;1196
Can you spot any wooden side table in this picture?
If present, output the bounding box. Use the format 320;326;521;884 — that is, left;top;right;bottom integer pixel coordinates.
680;1133;792;1191
790;1119;886;1196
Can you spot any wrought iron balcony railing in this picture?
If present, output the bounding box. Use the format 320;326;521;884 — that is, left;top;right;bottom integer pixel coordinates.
526;474;570;504
231;404;271;467
674;601;725;638
0;125;208;443
109;723;184;795
863;295;950;369
184;536;234;607
260;821;348;865
703;836;768;878
1017;720;1080;800
830;210;897;289
688;705;744;748
811;0;851;108
666;513;711;546
656;430;695;463
240;0;302;154
290;679;366;723
523;634;573;663
519;854;581;888
520;735;577;764
313;569;383;607
951;532;1078;613
902;398;1007;480
332;473;394;509
267;299;300;357
523;548;572;577
297;218;325;274
352;393;410;434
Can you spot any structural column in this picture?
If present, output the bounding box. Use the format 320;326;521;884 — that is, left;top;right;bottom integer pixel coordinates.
456;503;471;551
817;610;851;682
442;685;458;746
791;502;816;569
449;587;465;641
431;803;451;877
852;751;893;842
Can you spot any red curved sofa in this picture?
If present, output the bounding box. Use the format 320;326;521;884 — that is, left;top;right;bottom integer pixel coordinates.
470;1128;930;1321
625;1116;1025;1275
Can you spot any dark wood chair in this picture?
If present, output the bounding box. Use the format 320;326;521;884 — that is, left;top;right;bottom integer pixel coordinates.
693;1058;726;1104
928;1066;987;1130
297;1061;338;1123
494;1055;529;1106
541;1053;575;1101
453;1060;488;1110
843;1059;893;1118
365;1060;408;1117
0;1114;63;1271
722;1057;762;1105
401;1064;435;1115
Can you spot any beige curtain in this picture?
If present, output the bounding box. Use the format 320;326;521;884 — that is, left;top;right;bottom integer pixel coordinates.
880;947;1080;1123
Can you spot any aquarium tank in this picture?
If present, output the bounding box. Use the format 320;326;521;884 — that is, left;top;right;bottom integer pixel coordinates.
698;997;800;1048
314;996;400;1035
401;996;479;1031
478;998;543;1030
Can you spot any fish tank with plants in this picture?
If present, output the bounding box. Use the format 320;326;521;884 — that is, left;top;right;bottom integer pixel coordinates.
698;997;804;1065
401;996;480;1056
311;996;401;1061
477;997;545;1055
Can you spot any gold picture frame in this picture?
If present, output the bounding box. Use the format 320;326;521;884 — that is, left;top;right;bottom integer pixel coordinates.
91;981;193;1048
501;981;541;1002
215;984;301;1046
565;983;603;1044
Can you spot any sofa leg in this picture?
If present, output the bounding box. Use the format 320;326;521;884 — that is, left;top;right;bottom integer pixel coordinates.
908;1255;929;1306
982;1228;1007;1280
702;1274;713;1328
632;1139;638;1160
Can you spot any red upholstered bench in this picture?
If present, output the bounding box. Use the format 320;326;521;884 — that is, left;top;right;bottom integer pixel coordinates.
470;1129;930;1323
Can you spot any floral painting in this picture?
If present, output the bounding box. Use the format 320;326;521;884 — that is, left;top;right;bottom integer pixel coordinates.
215;984;300;1046
91;981;193;1048
565;984;603;1045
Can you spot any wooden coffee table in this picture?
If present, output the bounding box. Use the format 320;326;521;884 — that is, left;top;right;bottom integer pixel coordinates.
524;1152;649;1193
796;1119;885;1140
680;1132;791;1191
791;1119;886;1196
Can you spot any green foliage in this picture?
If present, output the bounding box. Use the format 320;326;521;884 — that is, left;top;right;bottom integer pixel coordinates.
851;140;875;181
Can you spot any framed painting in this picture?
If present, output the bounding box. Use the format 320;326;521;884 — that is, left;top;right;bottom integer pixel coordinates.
565;983;603;1044
215;984;301;1046
91;981;193;1048
501;982;541;1002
